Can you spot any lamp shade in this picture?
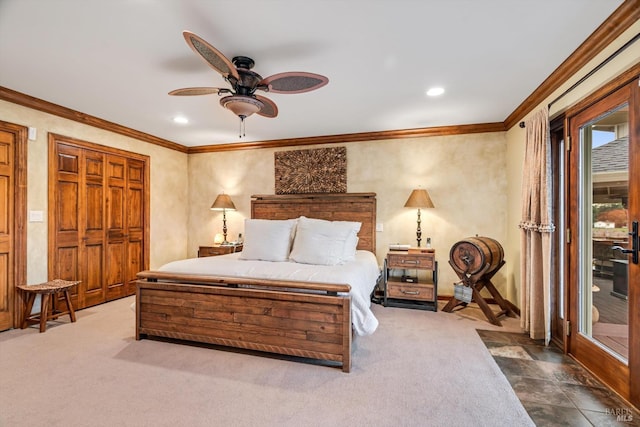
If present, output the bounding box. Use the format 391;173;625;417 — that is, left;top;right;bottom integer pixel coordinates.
404;189;434;209
210;194;236;211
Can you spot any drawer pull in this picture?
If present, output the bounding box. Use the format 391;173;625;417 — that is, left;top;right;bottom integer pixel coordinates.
402;260;419;265
400;290;420;295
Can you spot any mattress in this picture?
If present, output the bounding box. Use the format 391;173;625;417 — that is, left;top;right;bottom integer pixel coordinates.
157;250;380;336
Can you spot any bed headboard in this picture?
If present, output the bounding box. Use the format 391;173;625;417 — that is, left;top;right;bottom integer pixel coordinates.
251;193;376;254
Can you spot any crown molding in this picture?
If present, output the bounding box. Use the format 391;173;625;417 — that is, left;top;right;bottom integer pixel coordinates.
187;122;506;153
503;0;640;129
0;86;188;153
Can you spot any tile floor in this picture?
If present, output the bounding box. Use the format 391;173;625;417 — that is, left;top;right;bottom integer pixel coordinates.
477;329;640;426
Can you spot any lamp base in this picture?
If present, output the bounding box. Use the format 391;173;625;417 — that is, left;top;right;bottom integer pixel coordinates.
415;208;422;247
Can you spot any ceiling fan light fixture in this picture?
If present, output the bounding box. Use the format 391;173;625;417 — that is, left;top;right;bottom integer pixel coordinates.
220;95;264;118
220;95;266;138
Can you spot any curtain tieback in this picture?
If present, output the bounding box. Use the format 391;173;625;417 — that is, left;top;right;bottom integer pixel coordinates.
519;221;555;233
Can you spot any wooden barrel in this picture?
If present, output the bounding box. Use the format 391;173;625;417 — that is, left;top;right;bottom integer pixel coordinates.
449;236;504;276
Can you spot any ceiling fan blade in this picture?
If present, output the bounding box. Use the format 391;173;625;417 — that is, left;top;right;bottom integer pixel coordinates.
168;87;224;96
260;72;329;94
255;95;278;118
182;31;240;81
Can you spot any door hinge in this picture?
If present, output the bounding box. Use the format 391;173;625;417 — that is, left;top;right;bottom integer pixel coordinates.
566;228;571;244
566;320;571;336
566;135;571;152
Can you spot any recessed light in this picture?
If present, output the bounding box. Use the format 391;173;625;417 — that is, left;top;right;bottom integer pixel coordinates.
173;116;189;124
426;87;445;97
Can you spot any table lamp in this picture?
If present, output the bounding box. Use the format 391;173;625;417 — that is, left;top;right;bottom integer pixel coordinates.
210;193;236;244
404;188;434;247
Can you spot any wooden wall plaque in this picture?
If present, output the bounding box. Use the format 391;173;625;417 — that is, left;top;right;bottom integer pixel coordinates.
274;146;346;194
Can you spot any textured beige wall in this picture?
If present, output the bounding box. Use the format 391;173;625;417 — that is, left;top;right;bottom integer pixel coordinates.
504;21;640;306
0;100;189;283
189;132;508;296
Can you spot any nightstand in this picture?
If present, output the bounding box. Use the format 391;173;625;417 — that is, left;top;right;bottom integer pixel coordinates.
198;244;243;257
383;250;438;311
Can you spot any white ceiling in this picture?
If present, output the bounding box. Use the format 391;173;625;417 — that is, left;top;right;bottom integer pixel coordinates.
0;0;624;147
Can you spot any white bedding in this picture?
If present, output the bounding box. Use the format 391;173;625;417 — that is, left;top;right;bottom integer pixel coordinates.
157;250;380;336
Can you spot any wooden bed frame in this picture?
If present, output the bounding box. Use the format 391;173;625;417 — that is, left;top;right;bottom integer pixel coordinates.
136;193;376;372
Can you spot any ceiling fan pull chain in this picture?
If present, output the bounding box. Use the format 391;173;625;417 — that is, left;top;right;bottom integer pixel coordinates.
239;115;246;138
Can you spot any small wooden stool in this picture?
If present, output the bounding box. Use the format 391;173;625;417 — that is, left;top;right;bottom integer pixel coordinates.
18;279;80;332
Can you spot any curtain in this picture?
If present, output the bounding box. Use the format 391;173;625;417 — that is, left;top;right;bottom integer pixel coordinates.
520;107;555;344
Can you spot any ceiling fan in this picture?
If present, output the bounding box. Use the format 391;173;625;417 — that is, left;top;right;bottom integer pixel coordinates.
169;31;329;137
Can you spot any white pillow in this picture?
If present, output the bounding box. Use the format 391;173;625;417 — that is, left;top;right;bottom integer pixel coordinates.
344;234;359;262
290;216;361;265
239;219;297;262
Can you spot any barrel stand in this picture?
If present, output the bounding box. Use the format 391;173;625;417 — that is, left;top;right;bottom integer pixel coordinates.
442;260;519;326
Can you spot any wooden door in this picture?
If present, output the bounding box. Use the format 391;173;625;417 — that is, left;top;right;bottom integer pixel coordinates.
105;156;144;300
126;159;145;295
105;155;127;300
0;129;16;330
566;79;639;406
0;121;26;330
83;150;107;306
50;135;148;309
51;144;106;308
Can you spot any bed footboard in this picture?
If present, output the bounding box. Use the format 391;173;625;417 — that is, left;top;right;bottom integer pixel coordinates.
136;272;352;372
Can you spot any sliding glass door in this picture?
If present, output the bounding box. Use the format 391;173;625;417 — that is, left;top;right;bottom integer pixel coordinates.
567;80;639;407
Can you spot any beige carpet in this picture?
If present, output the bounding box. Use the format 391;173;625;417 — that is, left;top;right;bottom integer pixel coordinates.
0;297;533;427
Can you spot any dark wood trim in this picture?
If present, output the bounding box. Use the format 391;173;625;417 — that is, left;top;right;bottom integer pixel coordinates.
0;121;28;328
251;192;376;200
550;122;564;346
564;62;640;119
48;133;151;162
0;86;187;153
504;0;640;129
14;125;27;328
187;123;506;153
547;113;573;355
630;71;640;407
47;135;59;286
562;114;571;355
143;154;151;279
1;2;636;152
572;336;630;398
